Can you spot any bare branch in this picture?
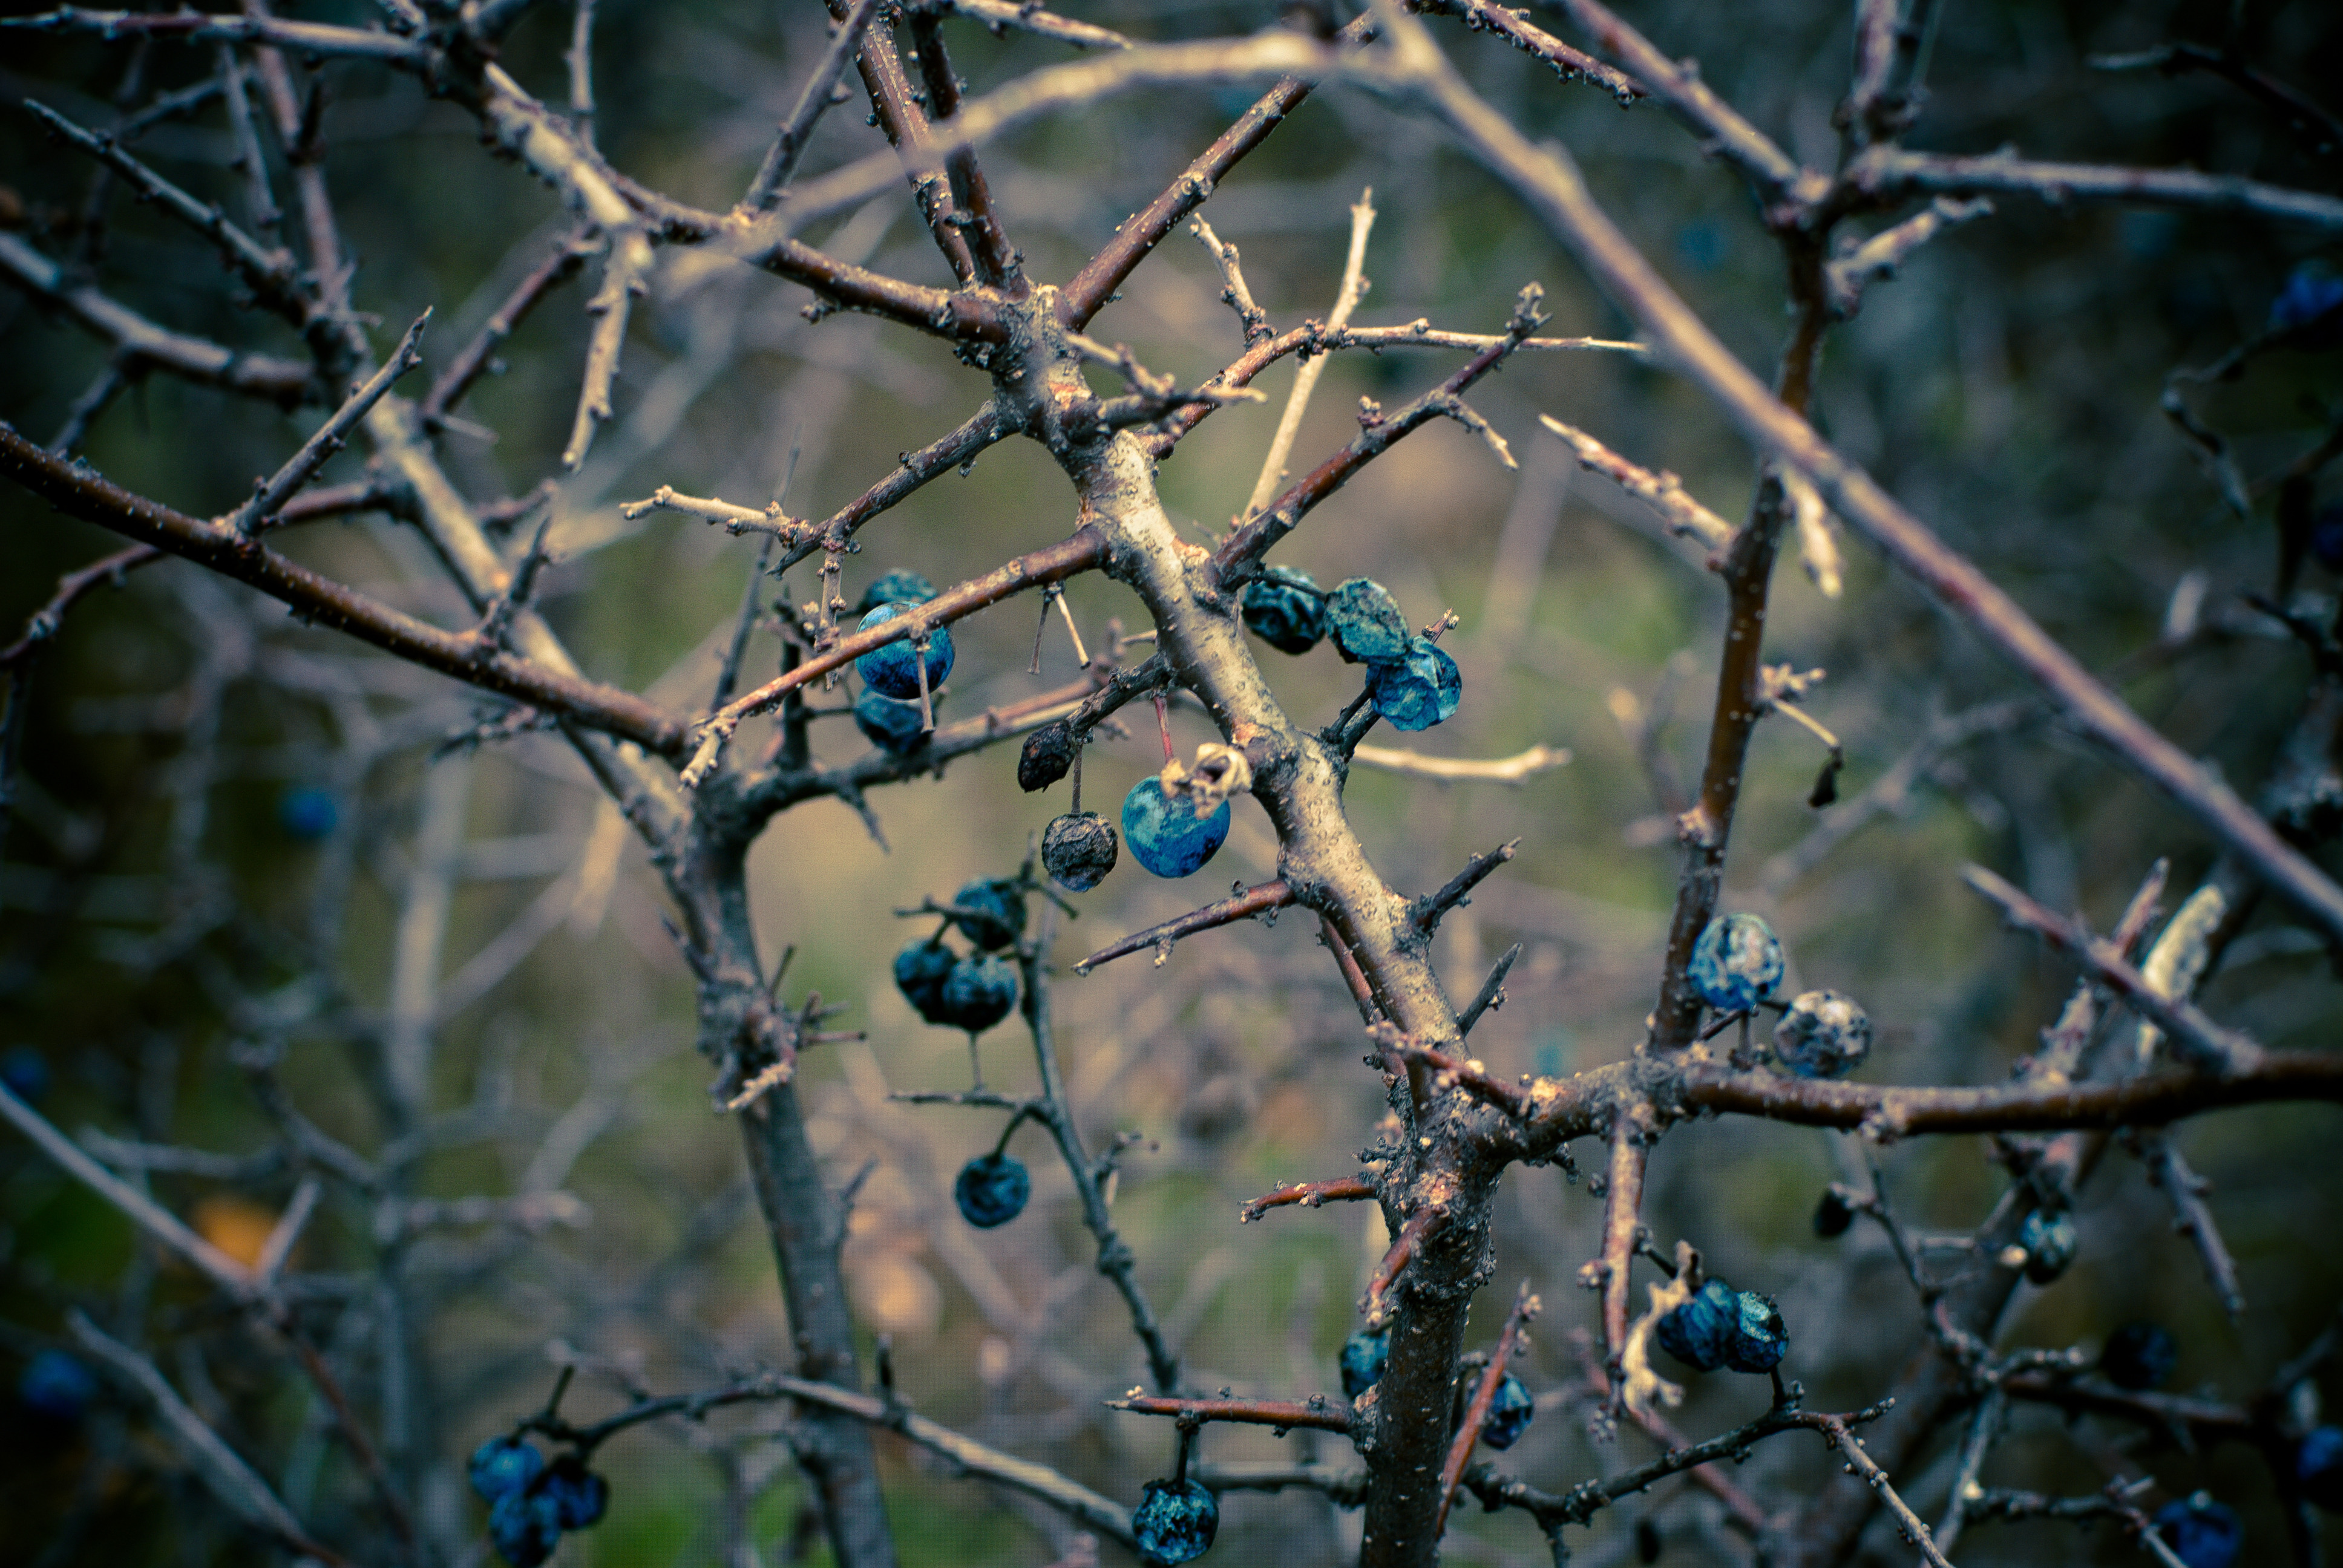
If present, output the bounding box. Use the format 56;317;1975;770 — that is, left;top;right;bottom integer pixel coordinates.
1247;189;1376;515
227;310;428;535
1239;1174;1377;1223
1075;878;1294;975
1538;416;1733;553
1846;144;2343;229
1351;742;1570;785
1108;1393;1354;1434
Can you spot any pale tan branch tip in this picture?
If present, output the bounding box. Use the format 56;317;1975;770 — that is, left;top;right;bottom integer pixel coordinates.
1351;743;1570;785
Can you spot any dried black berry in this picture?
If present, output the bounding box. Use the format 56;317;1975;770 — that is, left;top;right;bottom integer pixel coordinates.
1019;720;1078;792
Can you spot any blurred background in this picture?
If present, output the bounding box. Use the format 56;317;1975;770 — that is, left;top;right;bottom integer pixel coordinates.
3;0;2342;1563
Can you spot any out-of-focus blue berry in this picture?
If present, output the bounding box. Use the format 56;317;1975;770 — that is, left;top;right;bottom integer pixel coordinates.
278;786;339;841
2017;1209;2077;1285
1771;989;1872;1079
1687;913;1784;1013
894;939;958;1026
2298;1425;2343;1512
19;1349;96;1420
1240;566;1326;655
1326;578;1410;665
1043;812;1118;891
951;878;1026;951
2154;1494;2243;1568
1366;637;1462;732
541;1457;609;1529
853;690;931;754
488;1487;563;1568
1339;1329;1389;1399
1121;778;1231;878
940;952;1018;1033
1814;1188;1853;1238
2269;263;2343;344
854;604;954;701
1655;1278;1738;1372
469;1435;546;1502
854;569;937;617
1723;1290;1788;1373
1;1045;51;1104
954;1152;1031;1228
2311;504;2343;573
1132;1478;1219;1564
2102;1321;2178;1391
1481;1371;1535;1449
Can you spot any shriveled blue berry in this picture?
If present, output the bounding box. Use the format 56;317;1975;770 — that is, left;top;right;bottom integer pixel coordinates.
488;1488;563;1568
2102;1321;2178;1391
1;1045;51;1105
2297;1425;2343;1512
2270;263;2343;345
854;604;954;701
469;1435;545;1502
1813;1188;1853;1238
853;691;931;754
955;1152;1031;1227
1339;1329;1389;1399
1481;1372;1535;1450
2154;1494;2243;1568
1686;913;1784;1013
1723;1290;1788;1373
940;953;1019;1033
854;569;938;616
1043;812;1118;891
894;938;959;1027
951;878;1026;950
2017;1209;2077;1285
541;1456;609;1529
1241;566;1326;655
1771;990;1872;1079
1132;1478;1219;1564
1326;578;1410;664
1366;637;1462;731
19;1349;96;1421
1121;777;1231;878
1655;1278;1738;1372
278;786;339;841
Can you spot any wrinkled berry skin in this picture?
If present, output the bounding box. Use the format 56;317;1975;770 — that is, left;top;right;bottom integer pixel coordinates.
2017;1209;2077;1285
2102;1321;2178;1391
2270;264;2343;346
1813;1188;1853;1238
2154;1494;2243;1568
1132;1478;1219;1564
1018;720;1078;792
1366;636;1462;731
488;1488;563;1568
955;1152;1031;1228
854;569;938;616
1771;989;1872;1079
894;939;958;1025
941;953;1019;1033
542;1456;609;1529
1340;1330;1389;1399
279;786;339;841
951;878;1027;950
854;604;954;701
19;1348;96;1421
469;1435;546;1501
1655;1278;1740;1372
1043;812;1119;891
1481;1371;1535;1449
2298;1425;2343;1512
853;691;930;754
1122;778;1231;878
1687;913;1784;1013
1241;566;1326;655
1723;1291;1788;1373
1;1045;51;1104
1326;578;1411;664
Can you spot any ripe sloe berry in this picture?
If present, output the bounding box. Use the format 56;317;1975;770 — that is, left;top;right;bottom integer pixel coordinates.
2154;1494;2242;1568
1814;1188;1853;1238
1043;812;1118;891
1687;913;1784;1013
488;1488;563;1568
19;1348;96;1421
1340;1329;1389;1399
1326;578;1411;664
279;786;339;841
1121;777;1231;878
940;953;1019;1033
1018;719;1078;792
854;604;954;701
1;1045;51;1104
1771;990;1872;1079
955;1152;1031;1227
894;938;959;1026
1655;1278;1739;1372
469;1435;545;1501
1481;1371;1535;1449
1723;1290;1788;1373
2102;1321;2178;1391
854;569;937;617
2298;1425;2343;1512
1132;1478;1219;1564
951;878;1026;950
2017;1209;2077;1285
541;1456;609;1529
853;690;931;754
1366;636;1462;731
1241;566;1326;655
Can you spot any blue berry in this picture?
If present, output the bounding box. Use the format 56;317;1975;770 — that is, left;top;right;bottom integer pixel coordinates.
1121;778;1231;878
854;604;954;701
540;1457;608;1530
2270;263;2343;343
1365;637;1462;731
954;1152;1031;1227
1481;1371;1535;1450
894;939;959;1026
2298;1425;2343;1511
1813;1188;1853;1238
1723;1290;1788;1373
469;1435;546;1502
2154;1494;2243;1568
853;690;931;754
1132;1478;1219;1564
1654;1278;1739;1373
18;1349;96;1421
488;1487;564;1568
1339;1329;1389;1399
278;786;339;841
1687;913;1784;1013
2312;503;2343;573
1240;566;1326;655
1771;990;1872;1079
940;952;1019;1033
1043;812;1118;891
2102;1321;2178;1391
854;569;937;617
951;878;1026;951
1326;578;1411;664
2017;1209;2077;1285
1;1045;51;1104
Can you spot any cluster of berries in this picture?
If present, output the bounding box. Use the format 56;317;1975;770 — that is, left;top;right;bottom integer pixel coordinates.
1688;913;1873;1079
851;572;951;753
1337;1327;1534;1448
2151;1417;2343;1568
1240;569;1462;731
1653;1276;1788;1374
468;1436;608;1567
893;878;1026;1036
1017;730;1232;889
